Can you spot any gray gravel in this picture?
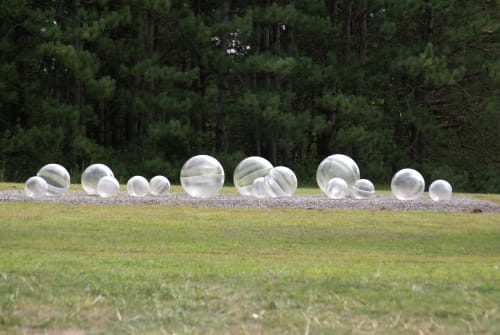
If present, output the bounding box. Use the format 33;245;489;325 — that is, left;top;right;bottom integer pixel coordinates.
1;190;499;213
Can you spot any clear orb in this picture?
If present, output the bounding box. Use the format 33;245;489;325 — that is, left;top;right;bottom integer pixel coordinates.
326;178;348;199
149;176;171;196
127;176;149;197
36;163;70;196
391;168;425;201
250;176;268;199
233;156;273;196
24;176;48;199
352;179;375;199
317;154;360;192
81;163;114;195
180;155;225;198
264;166;297;198
96;176;120;198
429;179;452;201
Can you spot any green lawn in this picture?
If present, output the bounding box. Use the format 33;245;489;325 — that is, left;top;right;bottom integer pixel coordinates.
0;197;499;334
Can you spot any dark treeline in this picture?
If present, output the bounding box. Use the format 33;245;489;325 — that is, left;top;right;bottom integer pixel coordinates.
1;1;498;191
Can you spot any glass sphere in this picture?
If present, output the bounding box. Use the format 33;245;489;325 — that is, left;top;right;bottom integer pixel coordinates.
24;176;48;199
82;163;114;195
250;176;268;199
149;176;171;196
36;163;70;196
264;166;297;198
233;156;273;195
325;178;348;199
96;176;120;198
391;168;425;201
429;179;452;201
127;176;149;197
352;179;375;199
317;154;360;192
180;155;225;198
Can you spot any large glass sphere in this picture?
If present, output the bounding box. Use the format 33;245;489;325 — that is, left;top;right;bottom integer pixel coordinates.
36;163;70;196
352;179;375;199
97;176;120;198
264;166;297;198
325;177;348;199
429;179;452;201
250;176;268;199
81;163;114;195
233;156;273;195
391;168;425;201
24;176;48;199
149;176;171;196
127;176;149;197
316;154;360;192
180;155;225;198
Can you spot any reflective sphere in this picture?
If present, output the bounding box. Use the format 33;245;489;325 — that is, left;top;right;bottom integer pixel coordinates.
250;176;268;199
352;179;375;199
326;178;348;199
36;163;70;196
317;154;360;192
82;164;114;195
233;156;273;196
429;179;452;201
24;176;48;199
264;166;297;198
149;176;171;196
127;176;149;197
96;176;120;198
180;155;225;198
391;168;425;201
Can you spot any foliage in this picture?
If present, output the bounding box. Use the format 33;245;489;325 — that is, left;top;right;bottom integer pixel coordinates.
0;1;498;191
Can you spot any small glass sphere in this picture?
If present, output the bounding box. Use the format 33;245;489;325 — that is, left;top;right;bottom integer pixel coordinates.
264;166;297;198
81;163;114;195
317;154;360;192
429;179;452;201
250;176;268;199
127;176;149;197
36;163;70;196
391;168;425;201
233;156;273;195
326;178;348;199
149;176;171;196
96;176;120;198
352;179;375;199
24;176;48;199
180;155;225;198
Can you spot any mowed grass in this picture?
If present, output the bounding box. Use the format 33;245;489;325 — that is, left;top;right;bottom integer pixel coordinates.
0;191;499;334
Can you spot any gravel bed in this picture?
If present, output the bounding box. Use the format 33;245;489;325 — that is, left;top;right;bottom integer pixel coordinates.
1;190;499;213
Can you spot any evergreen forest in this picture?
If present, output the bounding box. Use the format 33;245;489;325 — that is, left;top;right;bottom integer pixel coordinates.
1;0;498;192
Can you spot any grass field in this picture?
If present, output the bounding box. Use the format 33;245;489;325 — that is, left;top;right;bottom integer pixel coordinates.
0;186;499;334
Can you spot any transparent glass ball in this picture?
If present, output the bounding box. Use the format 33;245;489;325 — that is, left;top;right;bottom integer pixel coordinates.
250;176;268;199
233;156;273;196
317;154;360;192
24;176;48;199
264;166;297;198
127;176;149;197
429;179;452;201
149;176;171;196
36;163;70;196
352;179;375;199
96;176;120;198
391;168;425;201
180;155;225;198
81;164;114;195
325;177;348;199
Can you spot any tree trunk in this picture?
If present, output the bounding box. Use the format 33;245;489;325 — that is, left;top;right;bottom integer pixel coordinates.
328;0;338;27
358;0;367;65
343;0;353;62
216;1;230;153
